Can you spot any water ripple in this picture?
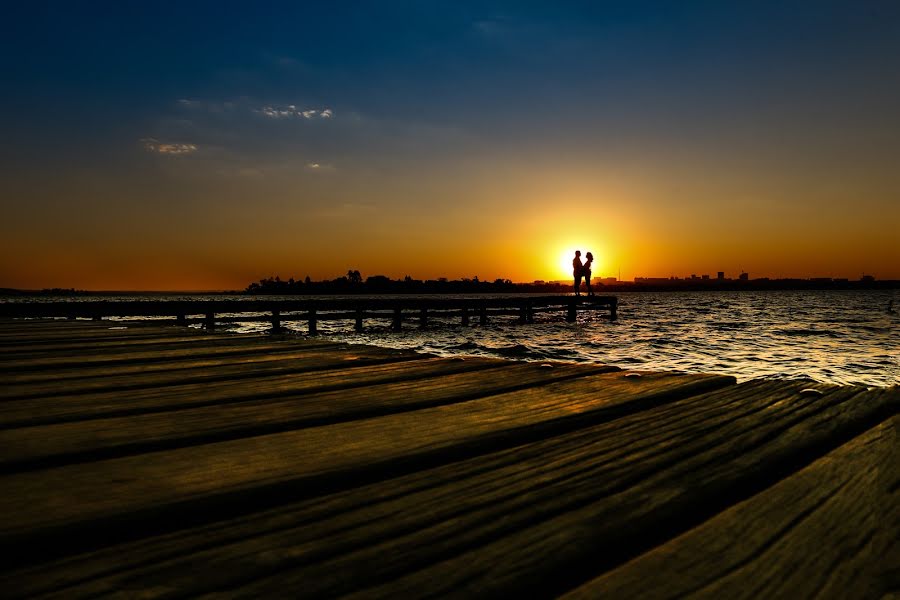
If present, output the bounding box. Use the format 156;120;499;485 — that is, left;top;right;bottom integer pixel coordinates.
15;290;896;386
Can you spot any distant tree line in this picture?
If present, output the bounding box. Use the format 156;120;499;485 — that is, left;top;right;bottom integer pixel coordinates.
245;271;573;295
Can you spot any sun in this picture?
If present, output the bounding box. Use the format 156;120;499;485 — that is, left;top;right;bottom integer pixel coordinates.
555;246;602;281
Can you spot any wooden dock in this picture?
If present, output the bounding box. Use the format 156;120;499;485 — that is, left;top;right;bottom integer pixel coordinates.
0;319;896;598
0;295;618;333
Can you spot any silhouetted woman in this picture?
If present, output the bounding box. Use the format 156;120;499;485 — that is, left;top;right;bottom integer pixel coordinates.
583;252;594;296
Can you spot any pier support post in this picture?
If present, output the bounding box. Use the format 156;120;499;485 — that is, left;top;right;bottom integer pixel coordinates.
308;309;317;335
205;312;216;329
176;314;186;326
526;301;534;324
566;301;577;322
92;315;102;321
480;304;488;326
519;304;527;324
419;308;428;329
392;308;402;331
461;307;469;326
271;310;281;332
610;300;617;321
355;309;364;332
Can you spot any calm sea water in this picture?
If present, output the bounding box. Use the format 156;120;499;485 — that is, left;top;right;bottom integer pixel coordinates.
318;291;899;387
7;290;898;386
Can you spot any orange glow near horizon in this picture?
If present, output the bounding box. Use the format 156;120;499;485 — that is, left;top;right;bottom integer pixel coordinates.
3;209;900;291
2;160;900;290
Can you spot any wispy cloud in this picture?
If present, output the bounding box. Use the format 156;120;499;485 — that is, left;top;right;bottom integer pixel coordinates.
306;161;336;172
256;105;334;120
172;98;334;122
141;138;198;155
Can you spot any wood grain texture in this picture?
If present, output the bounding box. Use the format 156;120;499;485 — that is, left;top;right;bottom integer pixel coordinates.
0;371;729;562
1;341;389;387
0;361;618;471
0;320;893;599
0;353;447;422
562;414;900;600
325;386;895;600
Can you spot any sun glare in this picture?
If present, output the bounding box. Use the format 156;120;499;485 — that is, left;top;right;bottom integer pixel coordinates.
560;250;577;279
555;245;602;281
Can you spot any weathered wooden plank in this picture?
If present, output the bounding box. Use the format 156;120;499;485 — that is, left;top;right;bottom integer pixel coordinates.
323;387;895;599
5;379;889;598
2;339;360;387
0;318;117;329
0;371;731;566
0;332;303;363
0;346;422;401
0;356;500;427
0;332;263;356
0;328;204;347
0;320;219;339
562;415;899;600
0;361;607;471
0;338;343;372
0;320;165;337
157;383;884;599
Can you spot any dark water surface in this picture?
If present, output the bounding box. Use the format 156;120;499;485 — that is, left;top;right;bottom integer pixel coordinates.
8;290;898;386
332;291;899;387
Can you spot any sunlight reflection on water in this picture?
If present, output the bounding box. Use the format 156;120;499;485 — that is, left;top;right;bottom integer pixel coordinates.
297;290;897;386
9;290;898;386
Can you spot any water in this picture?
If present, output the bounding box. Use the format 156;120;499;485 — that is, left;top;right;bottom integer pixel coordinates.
6;290;898;386
325;291;899;387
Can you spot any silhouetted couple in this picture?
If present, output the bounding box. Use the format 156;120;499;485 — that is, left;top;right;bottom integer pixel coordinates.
572;250;594;296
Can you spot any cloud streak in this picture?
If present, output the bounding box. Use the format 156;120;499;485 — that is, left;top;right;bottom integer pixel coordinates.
141;138;198;155
256;105;333;120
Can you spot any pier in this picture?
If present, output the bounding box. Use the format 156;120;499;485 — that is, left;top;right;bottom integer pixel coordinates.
0;295;618;333
0;319;896;598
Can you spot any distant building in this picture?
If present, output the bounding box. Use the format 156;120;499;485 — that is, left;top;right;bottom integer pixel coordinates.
861;274;875;282
739;272;749;281
702;274;710;280
717;271;725;280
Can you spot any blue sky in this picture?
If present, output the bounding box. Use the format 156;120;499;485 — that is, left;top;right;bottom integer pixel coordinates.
2;1;899;288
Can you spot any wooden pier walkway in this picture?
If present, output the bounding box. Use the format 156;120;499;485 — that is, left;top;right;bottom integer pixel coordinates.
0;295;618;333
0;319;896;598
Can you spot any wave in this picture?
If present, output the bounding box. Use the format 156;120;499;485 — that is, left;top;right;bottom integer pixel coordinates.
776;328;838;337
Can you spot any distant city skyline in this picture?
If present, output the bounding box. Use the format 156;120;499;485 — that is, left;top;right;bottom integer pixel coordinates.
2;2;899;290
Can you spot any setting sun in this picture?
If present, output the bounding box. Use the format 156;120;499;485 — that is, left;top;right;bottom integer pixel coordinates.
555;246;602;281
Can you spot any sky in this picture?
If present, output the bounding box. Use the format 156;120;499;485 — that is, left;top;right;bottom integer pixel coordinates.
1;1;899;290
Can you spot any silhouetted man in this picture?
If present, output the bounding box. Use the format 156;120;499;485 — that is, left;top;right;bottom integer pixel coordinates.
572;250;583;295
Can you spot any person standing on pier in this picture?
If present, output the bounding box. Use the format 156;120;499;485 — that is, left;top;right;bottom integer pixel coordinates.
572;250;583;295
583;252;594;296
